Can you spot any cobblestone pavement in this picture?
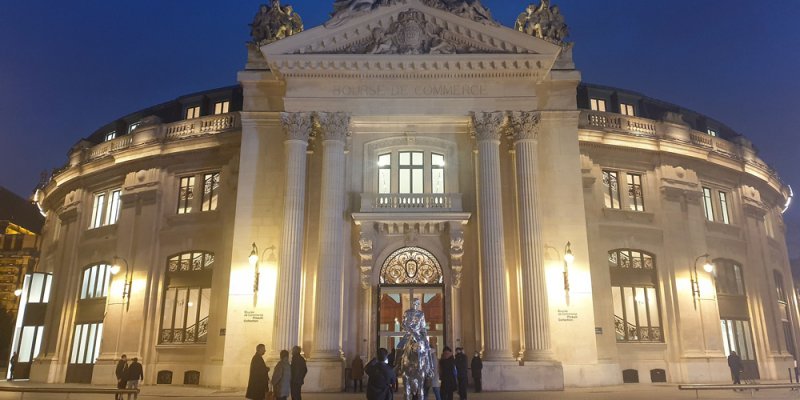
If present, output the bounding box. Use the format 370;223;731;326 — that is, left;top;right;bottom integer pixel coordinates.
1;382;799;399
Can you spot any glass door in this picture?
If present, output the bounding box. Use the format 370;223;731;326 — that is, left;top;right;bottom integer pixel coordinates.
378;286;446;353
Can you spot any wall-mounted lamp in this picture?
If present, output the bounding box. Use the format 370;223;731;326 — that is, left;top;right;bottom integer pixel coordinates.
111;256;133;312
545;241;575;306
13;288;22;297
691;253;714;310
249;243;276;307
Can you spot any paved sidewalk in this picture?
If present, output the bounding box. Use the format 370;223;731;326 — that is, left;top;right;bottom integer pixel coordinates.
0;382;799;399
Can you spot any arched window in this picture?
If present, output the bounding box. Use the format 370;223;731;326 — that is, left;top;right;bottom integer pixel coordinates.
160;251;214;344
608;249;663;342
380;247;443;285
80;264;112;300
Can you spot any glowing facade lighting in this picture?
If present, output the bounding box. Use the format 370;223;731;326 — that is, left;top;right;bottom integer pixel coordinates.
782;185;793;214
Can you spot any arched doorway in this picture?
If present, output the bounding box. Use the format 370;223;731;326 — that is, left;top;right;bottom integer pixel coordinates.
377;247;446;352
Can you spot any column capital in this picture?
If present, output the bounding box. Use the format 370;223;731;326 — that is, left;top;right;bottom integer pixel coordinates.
470;111;507;142
507;111;540;142
280;112;314;142
316;112;351;142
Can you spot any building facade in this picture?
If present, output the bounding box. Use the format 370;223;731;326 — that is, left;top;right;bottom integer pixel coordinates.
25;0;796;391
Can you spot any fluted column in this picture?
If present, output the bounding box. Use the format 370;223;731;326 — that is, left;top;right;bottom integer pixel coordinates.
509;112;554;361
312;112;351;360
272;112;312;355
472;112;514;361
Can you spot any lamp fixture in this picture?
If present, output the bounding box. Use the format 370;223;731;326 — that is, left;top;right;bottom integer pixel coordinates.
544;241;575;306
13;289;22;297
249;242;276;307
691;253;714;310
112;256;133;312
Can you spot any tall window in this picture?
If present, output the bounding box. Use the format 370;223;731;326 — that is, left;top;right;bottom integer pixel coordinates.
627;173;645;211
602;170;621;209
213;101;229;115
89;189;121;229
378;154;391;194
590;98;607;112
764;212;775;238
609;249;662;342
80;264;111;300
702;187;715;222
69;323;103;365
185;106;201;120
160;251;214;344
620;103;635;116
721;319;755;362
718;192;731;224
716;259;745;296
177;176;195;214
399;152;424;194
431;153;445;194
201;173;220;212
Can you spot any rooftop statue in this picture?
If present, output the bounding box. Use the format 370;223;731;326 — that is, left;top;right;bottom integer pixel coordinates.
395;298;434;400
329;0;496;27
250;0;304;45
515;0;570;46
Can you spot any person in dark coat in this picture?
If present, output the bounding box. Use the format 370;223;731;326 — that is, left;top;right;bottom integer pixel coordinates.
387;348;397;392
125;357;143;400
290;346;307;400
246;344;270;400
439;347;457;400
728;350;744;385
454;348;468;399
115;354;128;400
365;348;396;400
351;355;364;392
470;352;482;393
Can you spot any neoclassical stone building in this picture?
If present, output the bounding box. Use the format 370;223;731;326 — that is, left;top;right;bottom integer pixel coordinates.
17;0;796;391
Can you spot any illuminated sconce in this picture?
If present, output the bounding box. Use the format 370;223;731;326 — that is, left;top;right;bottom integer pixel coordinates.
249;243;276;306
691;253;714;310
13;288;22;297
545;241;575;305
112;256;133;312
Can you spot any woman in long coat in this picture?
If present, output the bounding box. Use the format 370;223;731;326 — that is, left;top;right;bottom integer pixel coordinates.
246;344;270;400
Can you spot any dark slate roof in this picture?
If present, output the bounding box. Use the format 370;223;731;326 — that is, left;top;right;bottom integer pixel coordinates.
0;186;44;233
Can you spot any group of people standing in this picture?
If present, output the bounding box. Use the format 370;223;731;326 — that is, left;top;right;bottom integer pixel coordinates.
114;355;144;400
363;346;482;400
246;344;308;400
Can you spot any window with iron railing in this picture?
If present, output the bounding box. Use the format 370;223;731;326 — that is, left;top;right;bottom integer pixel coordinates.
609;249;663;343
160;251;213;344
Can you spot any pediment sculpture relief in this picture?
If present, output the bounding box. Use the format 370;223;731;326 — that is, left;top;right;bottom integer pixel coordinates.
330;0;495;26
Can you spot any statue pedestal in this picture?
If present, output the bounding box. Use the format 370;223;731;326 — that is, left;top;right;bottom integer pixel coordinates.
304;359;344;392
481;360;564;391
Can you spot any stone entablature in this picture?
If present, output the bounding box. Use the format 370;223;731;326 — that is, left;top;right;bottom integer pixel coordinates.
578;110;789;202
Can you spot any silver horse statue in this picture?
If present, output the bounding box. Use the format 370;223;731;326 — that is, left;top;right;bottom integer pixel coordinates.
396;298;434;400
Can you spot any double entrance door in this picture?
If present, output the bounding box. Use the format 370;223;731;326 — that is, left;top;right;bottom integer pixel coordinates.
378;286;446;353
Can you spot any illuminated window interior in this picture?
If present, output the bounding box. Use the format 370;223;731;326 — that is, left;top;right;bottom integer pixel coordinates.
590;98;607;112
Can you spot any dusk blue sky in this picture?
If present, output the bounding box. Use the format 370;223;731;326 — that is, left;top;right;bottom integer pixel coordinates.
1;1;798;255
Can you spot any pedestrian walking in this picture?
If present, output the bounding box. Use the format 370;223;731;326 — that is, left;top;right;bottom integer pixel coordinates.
470;352;482;393
125;357;143;400
272;350;292;400
246;344;270;400
439;347;457;400
8;352;17;381
365;348;395;400
429;347;442;400
351;355;364;392
728;350;744;386
290;346;307;400
454;348;468;399
115;354;129;400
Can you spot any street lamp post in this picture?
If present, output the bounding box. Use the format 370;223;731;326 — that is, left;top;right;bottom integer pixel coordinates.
111;256;133;312
691;253;715;310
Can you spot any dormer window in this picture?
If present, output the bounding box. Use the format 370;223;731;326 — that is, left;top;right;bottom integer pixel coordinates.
104;131;117;142
590;98;607;112
213;101;230;115
185;106;201;120
707;129;718;137
620;103;635;116
127;121;141;134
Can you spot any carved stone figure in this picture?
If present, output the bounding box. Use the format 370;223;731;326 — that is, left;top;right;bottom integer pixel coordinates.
250;1;304;45
515;0;570;45
354;10;466;55
330;0;496;26
395;298;434;400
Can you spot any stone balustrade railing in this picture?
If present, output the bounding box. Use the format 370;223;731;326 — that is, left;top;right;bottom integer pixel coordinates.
164;113;240;140
86;135;134;160
360;193;463;213
580;110;784;190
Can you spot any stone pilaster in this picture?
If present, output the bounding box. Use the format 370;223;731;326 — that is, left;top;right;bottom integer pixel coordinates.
271;112;312;355
471;111;514;361
508;112;553;361
311;112;351;360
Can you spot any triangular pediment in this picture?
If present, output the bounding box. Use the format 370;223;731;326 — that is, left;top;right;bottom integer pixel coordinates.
260;0;563;79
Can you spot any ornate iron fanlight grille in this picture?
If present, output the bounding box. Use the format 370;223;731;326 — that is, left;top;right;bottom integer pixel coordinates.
380;247;443;285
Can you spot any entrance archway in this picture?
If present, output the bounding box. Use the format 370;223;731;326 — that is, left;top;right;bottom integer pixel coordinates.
377;247;446;352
